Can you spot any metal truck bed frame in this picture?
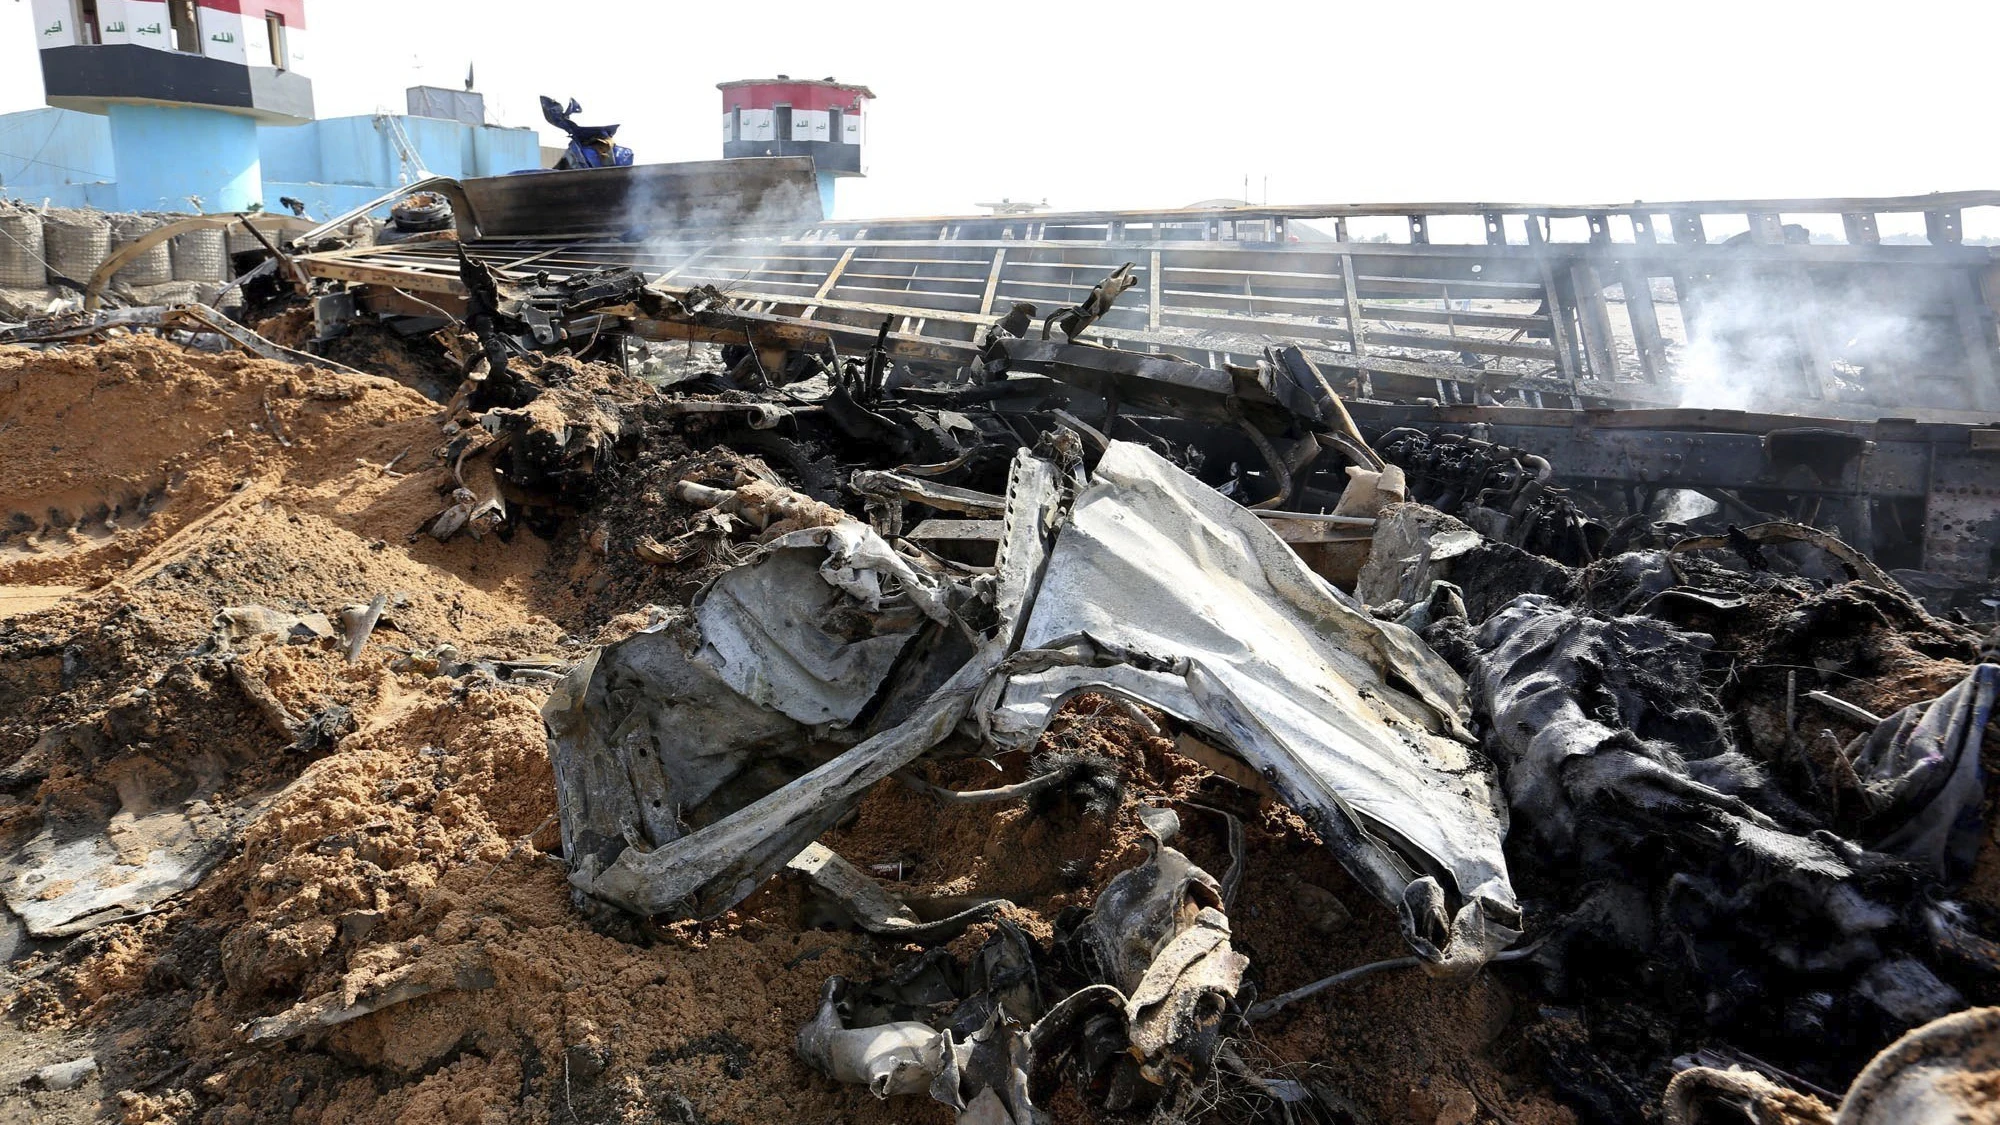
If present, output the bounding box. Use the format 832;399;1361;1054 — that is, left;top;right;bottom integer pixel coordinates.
298;189;2000;416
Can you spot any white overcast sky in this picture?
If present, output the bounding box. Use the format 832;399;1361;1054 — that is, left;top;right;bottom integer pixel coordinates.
2;0;1997;224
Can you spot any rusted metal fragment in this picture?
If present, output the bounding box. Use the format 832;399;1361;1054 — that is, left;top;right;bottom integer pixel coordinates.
786;842;1006;944
1071;808;1247;1085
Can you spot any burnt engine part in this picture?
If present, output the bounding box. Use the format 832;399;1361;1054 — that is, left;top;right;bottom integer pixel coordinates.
1376;427;1606;565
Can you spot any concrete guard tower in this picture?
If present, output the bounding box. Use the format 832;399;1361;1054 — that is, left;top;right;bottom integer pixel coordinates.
27;0;314;211
719;77;870;217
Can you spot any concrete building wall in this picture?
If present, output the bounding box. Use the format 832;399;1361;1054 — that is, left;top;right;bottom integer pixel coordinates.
403;116;465;180
107;103;262;211
475;128;542;177
0;107;115;193
1;105;539;215
0;180;121;210
256;116;321;183
306;116;388;187
260;180;399;217
476;125;540;176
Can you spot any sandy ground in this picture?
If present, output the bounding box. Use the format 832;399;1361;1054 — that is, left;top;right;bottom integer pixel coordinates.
0;587;77;621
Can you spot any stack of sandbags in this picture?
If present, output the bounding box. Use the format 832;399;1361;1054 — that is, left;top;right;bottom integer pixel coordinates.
130;280;219;307
225;219;270;256
225;215;306;256
41;209;112;285
0;204;46;288
170;226;228;283
110;214;173;285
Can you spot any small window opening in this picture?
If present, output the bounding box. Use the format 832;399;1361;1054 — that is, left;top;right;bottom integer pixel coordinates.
266;12;286;68
168;0;199;53
75;0;101;45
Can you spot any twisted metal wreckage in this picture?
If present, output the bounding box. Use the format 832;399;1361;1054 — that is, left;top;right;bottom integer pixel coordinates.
271;160;2000;602
5;158;2000;1121
544;437;1518;1120
9;160;1999;598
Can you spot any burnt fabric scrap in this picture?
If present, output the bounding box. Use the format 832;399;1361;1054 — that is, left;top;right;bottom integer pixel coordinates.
1357;501;1576;624
1468;594;1983;1071
1847;662;1997;879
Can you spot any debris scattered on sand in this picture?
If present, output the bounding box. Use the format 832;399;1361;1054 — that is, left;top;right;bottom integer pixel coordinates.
2;179;1997;1125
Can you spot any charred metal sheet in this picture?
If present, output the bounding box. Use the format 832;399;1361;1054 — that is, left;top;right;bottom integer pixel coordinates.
987;443;1518;968
455;157;822;240
290;157;818;264
992;338;1263;425
550;442;1518;969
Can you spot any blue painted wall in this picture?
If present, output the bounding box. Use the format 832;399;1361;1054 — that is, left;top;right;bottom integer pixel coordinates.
0;106;539;216
0;107;116;201
257;119;321;184
261;179;411;217
107;104;262;212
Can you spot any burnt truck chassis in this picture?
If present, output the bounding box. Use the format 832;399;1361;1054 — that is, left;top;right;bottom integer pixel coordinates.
288;172;2000;596
297;181;2000;420
297;286;2000;597
1347;402;2000;590
955;350;2000;593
